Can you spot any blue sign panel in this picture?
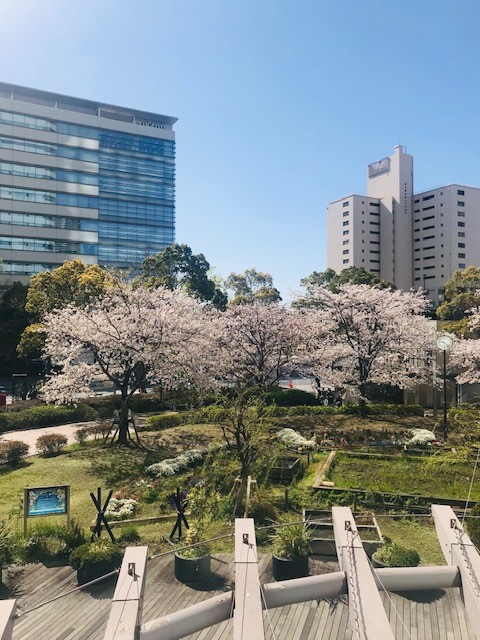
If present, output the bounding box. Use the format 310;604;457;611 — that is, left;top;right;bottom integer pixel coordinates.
26;486;68;517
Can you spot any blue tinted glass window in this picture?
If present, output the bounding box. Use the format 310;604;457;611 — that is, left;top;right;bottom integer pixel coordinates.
0;210;98;231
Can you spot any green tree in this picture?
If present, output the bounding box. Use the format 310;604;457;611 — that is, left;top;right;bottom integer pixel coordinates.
140;243;227;310
225;268;281;306
0;282;32;376
20;260;113;358
437;266;480;336
25;259;113;319
295;267;394;308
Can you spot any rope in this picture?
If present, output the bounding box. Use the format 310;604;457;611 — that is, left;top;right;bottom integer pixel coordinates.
452;524;480;599
250;542;277;640
462;446;480;525
345;525;362;640
16;569;120;617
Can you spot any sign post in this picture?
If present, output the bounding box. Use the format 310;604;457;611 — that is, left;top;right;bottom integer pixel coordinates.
24;485;70;536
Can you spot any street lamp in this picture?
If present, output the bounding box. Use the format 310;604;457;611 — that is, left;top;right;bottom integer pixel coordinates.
436;334;453;440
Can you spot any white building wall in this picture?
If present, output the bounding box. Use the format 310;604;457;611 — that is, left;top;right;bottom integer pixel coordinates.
412;184;480;303
366;145;413;289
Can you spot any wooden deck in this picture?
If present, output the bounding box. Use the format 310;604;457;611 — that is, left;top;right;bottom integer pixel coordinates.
0;554;474;640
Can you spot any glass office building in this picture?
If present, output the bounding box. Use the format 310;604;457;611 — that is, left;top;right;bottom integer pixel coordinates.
0;82;176;286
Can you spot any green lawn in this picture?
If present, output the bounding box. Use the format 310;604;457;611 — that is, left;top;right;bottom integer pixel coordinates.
379;517;446;566
329;452;480;500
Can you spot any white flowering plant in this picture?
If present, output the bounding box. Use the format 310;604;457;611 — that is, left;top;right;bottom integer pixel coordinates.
104;498;138;521
407;428;437;446
146;448;205;478
277;428;316;451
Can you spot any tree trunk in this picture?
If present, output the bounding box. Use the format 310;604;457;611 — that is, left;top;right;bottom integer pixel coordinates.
117;393;130;445
359;384;367;418
234;473;248;517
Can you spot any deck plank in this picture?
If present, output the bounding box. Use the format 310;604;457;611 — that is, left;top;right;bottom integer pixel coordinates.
1;554;477;639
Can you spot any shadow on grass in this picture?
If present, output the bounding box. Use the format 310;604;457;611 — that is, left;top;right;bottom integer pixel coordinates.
0;460;32;476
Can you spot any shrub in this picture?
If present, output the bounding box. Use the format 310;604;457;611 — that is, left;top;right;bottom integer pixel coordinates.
271;516;311;560
0;440;29;465
146;413;185;431
36;433;68;456
69;539;122;571
249;497;279;526
375;543;420;567
119;524;141;543
22;522;85;562
74;427;89;444
264;388;319;407
0;520;13;565
84;393;167;418
0;403;96;433
86;423;112;439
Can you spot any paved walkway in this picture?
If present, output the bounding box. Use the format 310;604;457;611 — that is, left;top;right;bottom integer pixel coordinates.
0;422;98;456
0;414;149;456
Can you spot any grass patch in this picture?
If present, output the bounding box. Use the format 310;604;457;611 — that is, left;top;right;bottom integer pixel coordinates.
379;517;445;566
329;452;479;500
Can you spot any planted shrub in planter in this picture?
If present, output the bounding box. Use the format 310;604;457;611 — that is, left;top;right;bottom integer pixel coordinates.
271;516;311;581
372;543;420;568
174;486;220;583
70;539;122;585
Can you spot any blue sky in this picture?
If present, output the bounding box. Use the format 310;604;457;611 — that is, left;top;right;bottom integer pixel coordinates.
1;0;480;299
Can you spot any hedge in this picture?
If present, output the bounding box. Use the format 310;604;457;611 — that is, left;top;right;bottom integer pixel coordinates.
0;403;96;433
82;393;168;418
145;403;424;431
263;388;319;406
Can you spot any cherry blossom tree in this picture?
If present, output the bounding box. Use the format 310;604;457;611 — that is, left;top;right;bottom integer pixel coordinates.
302;285;435;417
212;303;304;511
450;303;480;383
215;303;304;389
42;285;210;444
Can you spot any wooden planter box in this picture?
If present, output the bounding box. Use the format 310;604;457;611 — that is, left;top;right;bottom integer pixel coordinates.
304;509;383;557
174;552;211;583
272;554;309;581
270;457;303;482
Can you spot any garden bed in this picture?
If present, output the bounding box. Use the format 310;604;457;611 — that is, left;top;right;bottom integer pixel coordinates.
269;457;303;482
304;509;383;556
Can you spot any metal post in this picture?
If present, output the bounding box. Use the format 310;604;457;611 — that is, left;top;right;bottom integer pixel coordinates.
443;349;448;440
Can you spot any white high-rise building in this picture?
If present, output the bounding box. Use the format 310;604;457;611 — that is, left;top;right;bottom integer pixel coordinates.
326;146;480;304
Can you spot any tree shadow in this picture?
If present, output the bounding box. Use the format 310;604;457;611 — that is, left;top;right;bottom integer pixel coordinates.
0;460;32;477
